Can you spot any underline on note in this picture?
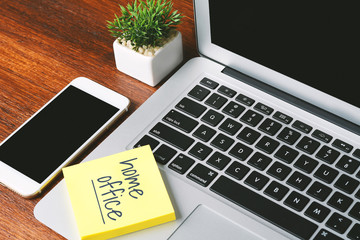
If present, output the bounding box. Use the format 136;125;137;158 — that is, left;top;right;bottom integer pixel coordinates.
92;180;105;224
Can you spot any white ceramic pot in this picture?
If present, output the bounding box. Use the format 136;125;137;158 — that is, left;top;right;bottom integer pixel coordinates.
113;32;183;87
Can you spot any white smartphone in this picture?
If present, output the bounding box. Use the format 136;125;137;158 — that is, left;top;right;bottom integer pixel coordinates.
0;77;130;198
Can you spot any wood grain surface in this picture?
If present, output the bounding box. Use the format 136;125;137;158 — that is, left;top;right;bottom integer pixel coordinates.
0;0;196;238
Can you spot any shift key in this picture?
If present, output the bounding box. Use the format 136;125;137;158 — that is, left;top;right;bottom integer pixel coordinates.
149;122;194;151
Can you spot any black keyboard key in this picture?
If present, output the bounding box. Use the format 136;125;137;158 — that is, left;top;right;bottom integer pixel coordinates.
210;176;318;240
286;171;312;191
348;224;360;240
273;111;293;124
134;135;159;150
296;136;320;154
205;93;228;109
149;122;194;151
356;189;360;199
188;85;210;101
277;127;301;145
176;97;207;118
328;191;353;212
188;142;212;160
336;155;360;174
264;181;289;201
237;127;261;145
315;146;340;164
256;136;280;154
307;181;332;202
314;229;343;240
254;102;274;115
292;120;312;134
354;149;360;159
332;139;353;153
153;144;176;164
326;212;352;234
225;161;250;180
200;77;219;89
235;94;255;106
222;101;245;118
201;109;224;126
258;118;282;136
240;110;264;127
248;152;272;171
274;145;299;164
312;129;333;143
334;174;359;194
267;161;291;180
245;171;269;190
314;164;339;184
284;191;310;211
229;142;253;161
187;163;218;187
210;133;234;151
304;202;330;223
163;110;198;133
219;118;242;136
168;154;195;174
349;202;360;221
218;85;237;98
207;151;231;170
193;124;216;142
294;155;319;174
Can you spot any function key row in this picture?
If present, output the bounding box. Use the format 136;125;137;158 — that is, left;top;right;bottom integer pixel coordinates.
218;85;237;98
254;102;274;115
236;94;255;106
333;139;353;153
200;77;219;89
273;111;293;124
200;78;237;98
200;77;255;106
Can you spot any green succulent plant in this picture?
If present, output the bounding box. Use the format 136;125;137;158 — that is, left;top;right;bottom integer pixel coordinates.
107;0;183;51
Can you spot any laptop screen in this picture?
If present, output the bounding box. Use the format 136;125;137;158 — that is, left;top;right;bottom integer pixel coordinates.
209;1;359;108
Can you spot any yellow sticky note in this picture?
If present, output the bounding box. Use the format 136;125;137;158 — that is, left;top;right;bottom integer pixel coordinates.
63;145;175;240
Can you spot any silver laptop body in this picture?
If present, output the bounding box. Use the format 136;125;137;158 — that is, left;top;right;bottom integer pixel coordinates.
35;1;360;239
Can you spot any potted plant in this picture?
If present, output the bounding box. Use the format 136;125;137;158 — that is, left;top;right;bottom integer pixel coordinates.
107;0;183;87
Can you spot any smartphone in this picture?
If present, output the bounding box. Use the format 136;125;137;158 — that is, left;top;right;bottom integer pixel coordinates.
0;77;130;198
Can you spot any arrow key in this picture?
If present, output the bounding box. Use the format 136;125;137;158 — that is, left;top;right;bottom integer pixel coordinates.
326;212;352;234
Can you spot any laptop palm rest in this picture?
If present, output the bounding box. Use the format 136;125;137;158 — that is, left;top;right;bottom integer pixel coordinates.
168;205;263;240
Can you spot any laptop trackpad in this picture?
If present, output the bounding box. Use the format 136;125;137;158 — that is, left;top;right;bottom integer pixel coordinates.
168;205;263;240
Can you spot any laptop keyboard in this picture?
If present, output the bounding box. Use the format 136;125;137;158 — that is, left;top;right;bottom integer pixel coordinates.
133;77;360;240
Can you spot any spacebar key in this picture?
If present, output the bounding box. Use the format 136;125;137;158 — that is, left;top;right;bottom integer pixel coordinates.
210;176;318;240
149;122;194;151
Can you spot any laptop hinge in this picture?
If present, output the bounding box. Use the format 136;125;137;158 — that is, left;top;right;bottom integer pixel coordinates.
222;66;360;136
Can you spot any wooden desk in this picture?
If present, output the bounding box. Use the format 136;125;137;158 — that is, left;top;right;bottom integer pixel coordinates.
0;0;196;238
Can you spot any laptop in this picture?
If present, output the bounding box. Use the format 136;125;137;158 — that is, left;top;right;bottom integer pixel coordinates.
35;0;360;239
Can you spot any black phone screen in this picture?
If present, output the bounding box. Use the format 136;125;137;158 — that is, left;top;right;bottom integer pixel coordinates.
0;86;119;183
